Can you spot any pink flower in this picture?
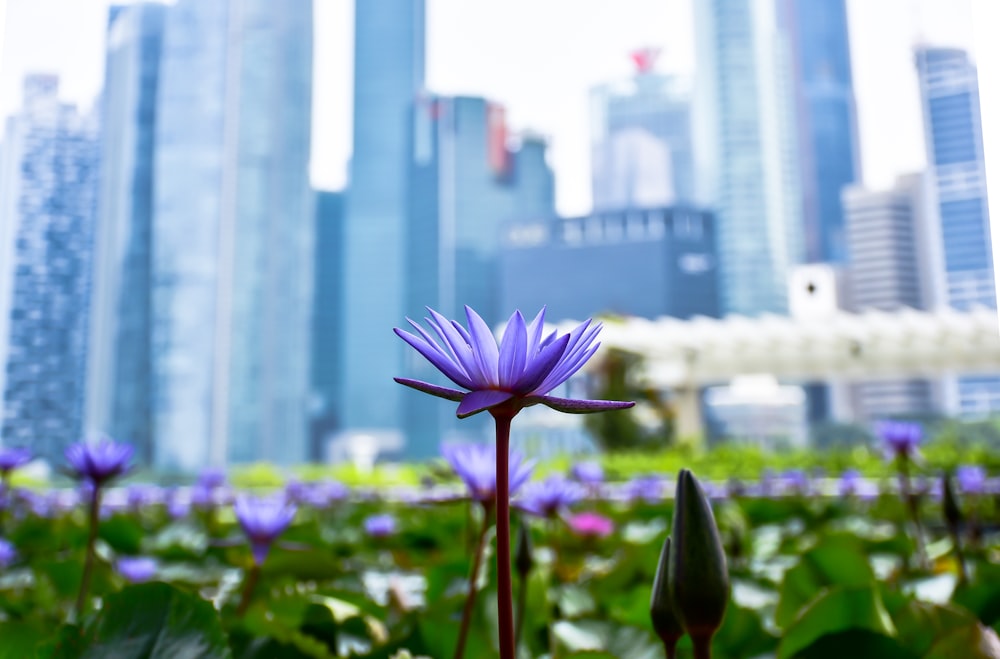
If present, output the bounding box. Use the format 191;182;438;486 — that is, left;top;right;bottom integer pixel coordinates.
567;511;614;538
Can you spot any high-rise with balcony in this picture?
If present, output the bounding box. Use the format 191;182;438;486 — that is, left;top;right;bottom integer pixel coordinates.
85;3;166;464
693;0;805;315
0;76;100;460
152;0;314;470
915;46;998;415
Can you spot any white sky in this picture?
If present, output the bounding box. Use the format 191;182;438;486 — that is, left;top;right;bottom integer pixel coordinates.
0;0;979;216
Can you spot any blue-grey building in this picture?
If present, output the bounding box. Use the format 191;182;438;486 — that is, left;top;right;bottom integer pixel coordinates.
590;51;695;210
0;75;100;460
152;0;314;471
499;207;720;322
782;0;859;264
338;0;426;456
915;46;998;415
310;190;344;461
85;2;166;465
693;0;805;316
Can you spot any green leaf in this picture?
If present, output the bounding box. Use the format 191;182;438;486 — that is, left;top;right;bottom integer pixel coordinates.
77;582;231;659
778;585;896;659
789;629;917;659
712;603;779;659
926;622;1000;659
775;533;874;628
0;621;45;659
99;515;145;554
892;599;979;656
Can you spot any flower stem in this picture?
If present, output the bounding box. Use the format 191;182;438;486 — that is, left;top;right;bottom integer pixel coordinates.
898;457;928;569
492;409;515;659
663;638;679;659
692;634;713;659
236;564;261;617
75;485;102;618
454;507;491;659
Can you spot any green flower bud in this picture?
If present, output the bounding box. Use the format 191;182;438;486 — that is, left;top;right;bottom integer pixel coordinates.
650;536;685;653
668;469;729;639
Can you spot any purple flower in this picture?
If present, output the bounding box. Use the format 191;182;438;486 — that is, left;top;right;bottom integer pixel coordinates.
117;556;158;583
0;447;31;475
197;467;226;490
571;461;604;486
782;469;810;495
443;443;535;504
65;438;133;486
839;469;863;497
956;465;987;495
167;494;190;520
567;511;614;538
127;484;161;509
877;421;922;459
517;476;584;517
0;538;15;568
364;513;396;538
233;496;297;565
624;475;666;503
394;307;635;419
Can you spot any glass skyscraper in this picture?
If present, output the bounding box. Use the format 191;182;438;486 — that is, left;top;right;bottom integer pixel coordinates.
693;0;805;316
0;76;100;460
153;0;314;471
85;2;166;464
310;190;344;461
915;46;998;415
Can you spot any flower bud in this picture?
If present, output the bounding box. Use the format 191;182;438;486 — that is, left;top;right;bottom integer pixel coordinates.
650;536;684;651
515;521;533;578
668;469;729;639
942;472;963;531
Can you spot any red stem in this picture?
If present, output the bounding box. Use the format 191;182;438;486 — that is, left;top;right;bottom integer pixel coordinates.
492;409;515;659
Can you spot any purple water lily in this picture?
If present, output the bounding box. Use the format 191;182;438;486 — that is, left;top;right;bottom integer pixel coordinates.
233;496;297;565
394;306;634;419
364;513;396;538
0;447;31;476
65;437;134;485
839;468;863;497
571;461;604;486
443;443;535;504
878;420;922;459
0;538;15;568
117;556;158;583
198;467;227;490
956;465;987;495
517;476;584;518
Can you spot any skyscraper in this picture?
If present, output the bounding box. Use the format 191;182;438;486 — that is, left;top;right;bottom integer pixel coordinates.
590;50;695;210
152;0;314;470
310;190;344;461
915;46;998;415
693;0;805;315
782;0;859;264
0;75;100;459
85;2;166;464
339;0;426;453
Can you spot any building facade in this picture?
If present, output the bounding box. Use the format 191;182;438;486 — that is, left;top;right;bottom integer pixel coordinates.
0;76;100;459
310;190;344;461
693;0;805;316
152;0;314;470
85;2;166;464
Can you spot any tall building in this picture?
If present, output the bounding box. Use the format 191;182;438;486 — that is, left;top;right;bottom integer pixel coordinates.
0;76;100;459
499;206;720;322
782;0;859;264
915;46;998;416
401;95;556;454
843;174;939;419
310;190;344;461
693;0;805;315
590;50;695;210
152;0;314;470
85;3;166;464
339;1;426;455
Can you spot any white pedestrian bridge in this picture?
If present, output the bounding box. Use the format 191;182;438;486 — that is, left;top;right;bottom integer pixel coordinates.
552;306;1000;436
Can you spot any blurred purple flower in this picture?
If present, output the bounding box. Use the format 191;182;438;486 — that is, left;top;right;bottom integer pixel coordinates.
293;480;350;508
198;467;227;490
567;511;614;538
517;476;584;518
839;469;863;497
65;438;133;486
127;484;161;509
624;475;666;503
0;447;31;476
364;513;396;538
233;496;297;565
956;465;987;495
782;469;810;495
394;307;634;419
570;461;604;486
443;443;535;504
0;538;15;568
117;556;158;583
877;421;922;459
167;494;190;520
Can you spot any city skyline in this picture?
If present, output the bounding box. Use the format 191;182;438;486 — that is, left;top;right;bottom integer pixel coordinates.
0;0;981;217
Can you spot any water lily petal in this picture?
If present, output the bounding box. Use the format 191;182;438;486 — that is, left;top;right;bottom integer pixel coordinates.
529;395;635;414
515;333;571;394
457;389;515;418
465;306;500;385
394;377;467;401
394;328;475;389
498;310;528;388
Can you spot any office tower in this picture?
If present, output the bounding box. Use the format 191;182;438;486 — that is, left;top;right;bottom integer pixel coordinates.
0;75;100;459
782;0;859;264
915;46;998;415
843;174;938;418
693;0;805;315
500;206;720;322
590;50;695;210
152;0;313;470
339;0;426;455
310;190;344;461
85;3;166;464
